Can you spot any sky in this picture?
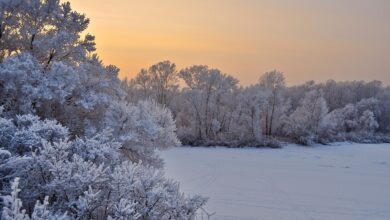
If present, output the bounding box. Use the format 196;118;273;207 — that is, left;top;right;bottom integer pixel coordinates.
69;0;390;85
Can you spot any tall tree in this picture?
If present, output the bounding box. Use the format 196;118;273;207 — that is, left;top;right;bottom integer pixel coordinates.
259;70;287;136
148;61;178;106
129;61;179;107
178;65;238;141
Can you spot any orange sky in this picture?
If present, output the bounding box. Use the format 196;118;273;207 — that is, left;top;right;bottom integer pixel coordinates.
69;0;390;85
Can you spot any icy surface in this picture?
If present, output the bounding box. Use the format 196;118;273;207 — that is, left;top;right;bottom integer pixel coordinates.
160;143;390;220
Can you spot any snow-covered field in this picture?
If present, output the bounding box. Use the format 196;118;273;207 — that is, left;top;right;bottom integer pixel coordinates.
160;143;390;220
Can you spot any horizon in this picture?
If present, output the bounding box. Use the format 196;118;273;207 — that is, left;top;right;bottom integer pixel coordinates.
69;0;390;86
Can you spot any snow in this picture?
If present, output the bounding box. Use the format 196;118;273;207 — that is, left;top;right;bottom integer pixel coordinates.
160;143;390;220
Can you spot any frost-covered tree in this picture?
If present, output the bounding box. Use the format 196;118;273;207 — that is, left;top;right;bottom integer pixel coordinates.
0;0;95;65
259;70;288;137
285;89;328;145
104;99;180;167
148;61;179;106
359;110;379;133
128;61;179;106
234;85;270;143
320;80;383;111
1;178;68;220
0;114;206;219
177;65;238;144
321;98;381;142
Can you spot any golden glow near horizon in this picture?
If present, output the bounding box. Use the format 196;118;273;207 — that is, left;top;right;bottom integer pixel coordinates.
69;0;390;85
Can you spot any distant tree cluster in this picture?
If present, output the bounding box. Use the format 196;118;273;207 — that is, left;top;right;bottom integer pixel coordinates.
126;62;390;147
0;1;206;219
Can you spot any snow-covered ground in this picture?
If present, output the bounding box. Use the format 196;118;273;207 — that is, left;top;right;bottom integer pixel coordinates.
160;143;390;220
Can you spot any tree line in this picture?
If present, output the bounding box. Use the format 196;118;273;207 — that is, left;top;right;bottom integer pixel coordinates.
124;61;390;146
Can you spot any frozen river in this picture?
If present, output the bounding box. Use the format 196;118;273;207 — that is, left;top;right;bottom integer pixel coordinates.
160;143;390;220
